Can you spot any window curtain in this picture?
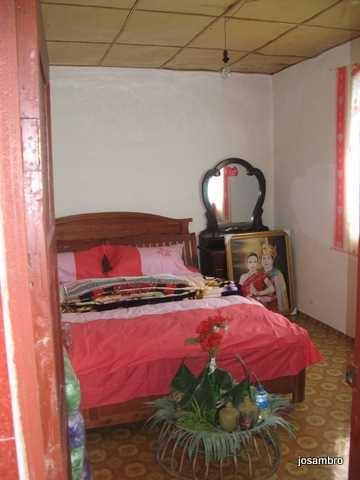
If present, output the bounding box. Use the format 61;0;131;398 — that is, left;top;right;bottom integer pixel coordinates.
335;64;360;255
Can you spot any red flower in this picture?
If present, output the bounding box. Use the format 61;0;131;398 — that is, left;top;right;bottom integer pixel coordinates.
188;314;228;356
196;316;227;335
196;320;212;337
200;332;224;352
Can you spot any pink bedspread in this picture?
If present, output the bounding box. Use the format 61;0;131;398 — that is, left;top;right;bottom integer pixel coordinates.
64;296;321;410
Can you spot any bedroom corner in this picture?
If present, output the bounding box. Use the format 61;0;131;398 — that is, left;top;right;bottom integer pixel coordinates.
1;1;360;479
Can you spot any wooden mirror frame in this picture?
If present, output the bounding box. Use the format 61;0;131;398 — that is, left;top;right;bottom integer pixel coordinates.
201;157;267;233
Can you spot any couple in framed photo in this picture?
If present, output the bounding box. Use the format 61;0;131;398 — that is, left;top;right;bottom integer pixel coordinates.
226;230;295;315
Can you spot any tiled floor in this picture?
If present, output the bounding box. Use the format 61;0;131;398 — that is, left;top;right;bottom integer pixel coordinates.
86;313;353;480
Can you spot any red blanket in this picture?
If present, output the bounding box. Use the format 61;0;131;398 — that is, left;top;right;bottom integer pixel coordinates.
65;298;321;410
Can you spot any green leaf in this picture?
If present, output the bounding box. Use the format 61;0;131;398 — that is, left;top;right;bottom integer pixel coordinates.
212;368;234;392
191;370;218;423
171;362;198;395
228;378;251;408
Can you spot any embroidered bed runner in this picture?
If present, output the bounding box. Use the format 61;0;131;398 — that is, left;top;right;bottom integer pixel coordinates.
61;274;200;312
61;275;240;313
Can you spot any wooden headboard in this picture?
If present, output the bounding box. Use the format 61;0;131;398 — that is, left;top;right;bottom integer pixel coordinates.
56;212;198;268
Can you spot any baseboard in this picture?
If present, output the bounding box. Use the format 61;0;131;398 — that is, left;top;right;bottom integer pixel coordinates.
297;310;354;343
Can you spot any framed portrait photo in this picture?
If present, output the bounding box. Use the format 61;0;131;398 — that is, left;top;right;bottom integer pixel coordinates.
225;230;295;315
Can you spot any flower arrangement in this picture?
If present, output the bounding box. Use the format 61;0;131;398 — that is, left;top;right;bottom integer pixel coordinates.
150;315;292;478
166;314;255;429
148;314;294;476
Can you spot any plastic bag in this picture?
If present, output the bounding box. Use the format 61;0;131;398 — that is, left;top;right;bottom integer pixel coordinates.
63;349;81;414
63;349;92;479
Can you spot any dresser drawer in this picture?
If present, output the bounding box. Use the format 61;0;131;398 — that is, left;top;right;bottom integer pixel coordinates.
199;246;227;279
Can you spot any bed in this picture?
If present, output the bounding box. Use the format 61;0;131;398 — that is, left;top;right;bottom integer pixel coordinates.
56;212;321;429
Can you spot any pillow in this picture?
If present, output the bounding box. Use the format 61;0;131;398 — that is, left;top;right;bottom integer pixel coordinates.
103;244;142;277
102;243;194;277
57;252;76;283
138;243;193;276
57;245;106;282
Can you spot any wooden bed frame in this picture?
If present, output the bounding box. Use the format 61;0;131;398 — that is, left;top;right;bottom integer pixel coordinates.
56;211;305;430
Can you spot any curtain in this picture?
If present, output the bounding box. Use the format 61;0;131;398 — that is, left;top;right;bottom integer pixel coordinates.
335;64;360;255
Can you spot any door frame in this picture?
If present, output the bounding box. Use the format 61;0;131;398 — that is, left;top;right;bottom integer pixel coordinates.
1;1;360;479
0;1;70;478
349;238;360;478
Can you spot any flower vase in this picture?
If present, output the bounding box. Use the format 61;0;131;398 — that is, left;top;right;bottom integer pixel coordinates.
219;402;239;432
238;394;258;430
208;354;216;373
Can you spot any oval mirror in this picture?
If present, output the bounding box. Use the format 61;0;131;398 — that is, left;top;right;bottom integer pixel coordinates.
202;158;266;232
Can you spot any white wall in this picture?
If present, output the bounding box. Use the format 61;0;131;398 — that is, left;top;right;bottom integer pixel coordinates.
50;67;274;234
273;43;357;336
51;46;358;335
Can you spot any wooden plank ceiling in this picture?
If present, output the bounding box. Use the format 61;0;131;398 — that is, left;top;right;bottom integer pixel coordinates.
41;0;360;74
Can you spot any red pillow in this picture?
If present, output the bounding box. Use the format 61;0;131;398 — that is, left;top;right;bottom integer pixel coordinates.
104;244;142;277
57;245;106;282
74;245;107;279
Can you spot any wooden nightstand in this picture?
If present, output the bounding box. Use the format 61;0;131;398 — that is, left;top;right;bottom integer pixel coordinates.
198;236;227;279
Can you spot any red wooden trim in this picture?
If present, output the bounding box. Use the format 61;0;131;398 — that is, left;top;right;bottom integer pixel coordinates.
37;4;50;84
22;118;69;478
18;0;70;474
0;3;46;477
0;1;69;478
349;238;360;479
0;291;19;478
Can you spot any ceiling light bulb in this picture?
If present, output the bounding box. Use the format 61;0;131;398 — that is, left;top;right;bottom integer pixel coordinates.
221;64;231;79
221;48;231;79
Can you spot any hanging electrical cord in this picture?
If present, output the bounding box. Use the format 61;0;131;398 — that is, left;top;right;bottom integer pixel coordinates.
221;17;231;79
